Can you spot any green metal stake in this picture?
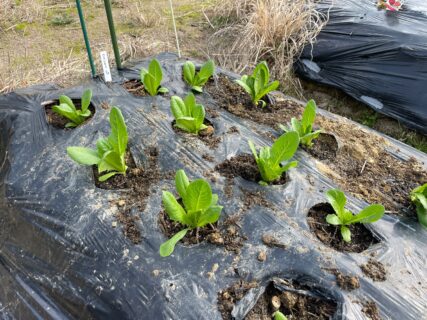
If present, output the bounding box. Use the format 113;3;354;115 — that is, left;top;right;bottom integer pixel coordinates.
103;0;122;69
75;0;96;77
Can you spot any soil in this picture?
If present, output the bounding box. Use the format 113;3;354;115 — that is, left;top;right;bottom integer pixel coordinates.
361;301;381;320
206;74;427;217
326;269;360;291
215;154;288;185
105;147;161;244
262;234;288;249
158;209;246;253
302;133;339;161
217;280;259;320
360;259;387;282
172;119;221;149
122;79;148;97
241;189;274;211
307;203;379;253
244;280;338;320
44;100;95;129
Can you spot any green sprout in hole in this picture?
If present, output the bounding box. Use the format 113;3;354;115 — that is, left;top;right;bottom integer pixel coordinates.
67;106;128;182
52;89;92;128
410;183;427;228
273;311;288;320
325;189;385;242
249;131;300;185
140;59;169;96
280;99;322;148
235;61;279;108
160;169;223;257
171;93;207;134
183;59;215;93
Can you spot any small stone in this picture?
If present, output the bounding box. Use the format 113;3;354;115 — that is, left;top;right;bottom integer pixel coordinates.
212;263;219;273
227;225;237;236
112;221;118;228
131;168;143;175
258;250;267;262
152;270;160;277
222;291;231;299
271;295;281;310
208;232;224;245
117;200;126;207
199;126;214;137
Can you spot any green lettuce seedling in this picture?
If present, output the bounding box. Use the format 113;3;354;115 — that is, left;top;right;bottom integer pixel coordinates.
171;93;207;134
140;59;169;96
410;183;427;228
325;189;385;242
248;131;299;185
273;311;288;320
280;99;322;148
67;107;128;182
52;89;92;128
183;59;215;93
160;169;223;257
235;61;279;108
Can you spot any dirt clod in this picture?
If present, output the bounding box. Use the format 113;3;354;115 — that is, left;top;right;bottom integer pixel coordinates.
360;259;387;282
257;250;267;262
361;301;382;320
217;280;259;319
262;234;287;249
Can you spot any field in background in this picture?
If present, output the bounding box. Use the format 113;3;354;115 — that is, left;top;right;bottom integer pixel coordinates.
0;0;425;152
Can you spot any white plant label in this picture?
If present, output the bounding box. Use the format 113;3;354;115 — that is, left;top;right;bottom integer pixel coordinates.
100;51;112;82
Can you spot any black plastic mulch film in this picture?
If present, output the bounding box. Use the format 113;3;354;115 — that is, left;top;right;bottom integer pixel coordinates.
296;0;427;133
0;54;426;320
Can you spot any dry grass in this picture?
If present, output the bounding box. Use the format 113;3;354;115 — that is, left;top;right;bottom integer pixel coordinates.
206;0;328;95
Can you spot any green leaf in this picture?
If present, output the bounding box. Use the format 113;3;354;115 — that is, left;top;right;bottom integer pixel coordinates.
340;225;351;242
347;204;384;224
176;117;198;134
273;311;288;320
270;131;300;166
109;107;128;156
97;138;113;156
158;86;169;94
326;189;347;219
290;118;303;135
248;140;258;160
81;89;92;112
149;59;163;86
280;160;298;173
162;191;186;222
415;203;427;228
159;228;189;257
171;96;186;119
99;172;118;182
184;93;196;112
59;95;76;111
52;103;81;124
98;158;117;173
235;78;253;97
102;151;126;173
197;205;222;227
65;122;77;128
143;73;158;96
192;86;203;93
183;179;212;212
175;169;190;199
67;147;101;165
196;59;214;85
255;80;279;102
192;104;206;131
301;99;317;131
326;214;341;225
183;61;195;85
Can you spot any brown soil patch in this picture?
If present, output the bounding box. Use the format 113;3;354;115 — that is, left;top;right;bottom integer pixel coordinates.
326;269;360;291
307;203;379;253
105;147;161;244
122;79;148;97
158;209;246;254
44;100;95;129
361;301;381;320
302;133;338;161
241;189;274;211
172;119;221;149
216;154;288;185
360;259;387;282
245;280;338;320
206;74;427;217
218;280;259;319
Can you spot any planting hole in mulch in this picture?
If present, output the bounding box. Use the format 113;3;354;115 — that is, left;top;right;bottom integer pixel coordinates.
122;79;149;97
106;147;161;244
216;154;288;186
158;209;246;253
307;203;379;253
218;280;259;319
245;280;337;320
360;258;387;282
205;74;302;129
302;133;339;161
43;99;96;129
171;118;221;149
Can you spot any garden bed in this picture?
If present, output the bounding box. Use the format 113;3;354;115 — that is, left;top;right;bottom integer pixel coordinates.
0;53;426;319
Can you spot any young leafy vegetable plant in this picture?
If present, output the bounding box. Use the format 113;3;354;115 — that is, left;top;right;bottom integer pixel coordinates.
140;59;169;96
160;169;223;257
325;189;385;242
279;99;322;148
52;89;92;128
235;61;279;108
410;183;427;228
171;93;207;134
273;311;288;320
182;59;215;93
248;131;299;185
67;106;128;182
